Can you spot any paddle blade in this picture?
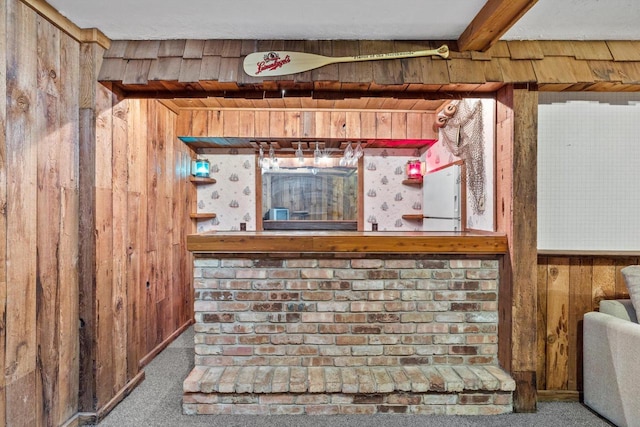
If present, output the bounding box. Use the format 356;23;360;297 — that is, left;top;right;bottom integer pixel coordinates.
243;51;332;77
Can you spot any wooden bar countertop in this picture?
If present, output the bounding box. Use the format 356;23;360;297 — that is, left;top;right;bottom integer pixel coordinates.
187;231;508;254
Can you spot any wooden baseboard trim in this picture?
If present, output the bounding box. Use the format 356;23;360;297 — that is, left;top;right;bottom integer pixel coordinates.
139;318;194;368
94;370;146;421
61;412;97;427
537;390;581;402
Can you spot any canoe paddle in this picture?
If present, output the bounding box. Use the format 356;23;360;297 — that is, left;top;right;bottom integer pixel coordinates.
243;44;449;77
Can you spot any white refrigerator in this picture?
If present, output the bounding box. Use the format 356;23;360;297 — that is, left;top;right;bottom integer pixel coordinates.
422;164;462;232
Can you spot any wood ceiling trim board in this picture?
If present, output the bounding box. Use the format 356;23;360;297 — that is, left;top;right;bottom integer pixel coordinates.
123;40;160;59
606;41;640;61
183;40;205;59
571;41;613;60
158;39;186;57
457;0;539;52
103;40;128;58
507;41;544;60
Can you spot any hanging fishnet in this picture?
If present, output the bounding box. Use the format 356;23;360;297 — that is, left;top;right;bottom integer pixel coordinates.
440;100;486;214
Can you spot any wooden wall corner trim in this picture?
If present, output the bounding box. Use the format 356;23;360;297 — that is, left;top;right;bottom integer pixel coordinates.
19;0;111;49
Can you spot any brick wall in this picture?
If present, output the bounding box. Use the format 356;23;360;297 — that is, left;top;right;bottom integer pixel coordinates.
193;255;499;368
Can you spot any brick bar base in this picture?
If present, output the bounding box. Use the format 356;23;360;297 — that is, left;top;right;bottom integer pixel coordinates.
183;365;514;415
187;254;511;416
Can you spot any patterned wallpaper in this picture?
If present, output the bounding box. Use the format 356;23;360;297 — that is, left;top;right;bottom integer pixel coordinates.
363;148;424;231
195;152;256;232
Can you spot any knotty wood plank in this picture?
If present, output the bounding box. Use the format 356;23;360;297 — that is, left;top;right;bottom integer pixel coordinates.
330;111;346;139
94;81;115;408
35;16;63;425
238;110;255;138
591;257;616;310
345;111;361;139
207;110;224;136
391;112;407;139
545;258;569;390
5;3;38;424
568;257;593;392
190;110;208;137
223;110;240;137
536;257;548;391
281;111;298;139
375;112;392;139
112;98;129;396
0;0;7;422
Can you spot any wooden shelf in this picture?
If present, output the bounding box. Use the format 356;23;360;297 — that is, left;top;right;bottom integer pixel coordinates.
402;178;423;186
190;213;217;219
189;176;216;185
402;214;424;221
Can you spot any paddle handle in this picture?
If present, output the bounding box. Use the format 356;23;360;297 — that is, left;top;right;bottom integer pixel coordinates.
332;44;449;64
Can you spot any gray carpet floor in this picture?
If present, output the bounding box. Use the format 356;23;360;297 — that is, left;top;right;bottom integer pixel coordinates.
95;327;613;427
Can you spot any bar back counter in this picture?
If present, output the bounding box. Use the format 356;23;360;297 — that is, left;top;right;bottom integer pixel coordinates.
184;231;515;415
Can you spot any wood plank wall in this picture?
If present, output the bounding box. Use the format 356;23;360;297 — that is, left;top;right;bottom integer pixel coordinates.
1;1;80;425
83;90;195;417
1;1;196;424
537;255;639;396
176;108;438;141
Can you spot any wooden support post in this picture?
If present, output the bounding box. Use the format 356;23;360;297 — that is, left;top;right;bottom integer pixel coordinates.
496;84;538;412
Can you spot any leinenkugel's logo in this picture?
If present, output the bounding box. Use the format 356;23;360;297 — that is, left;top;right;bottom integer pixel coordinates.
255;52;291;75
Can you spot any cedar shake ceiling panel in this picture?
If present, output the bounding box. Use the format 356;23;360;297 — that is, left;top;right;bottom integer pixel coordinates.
123;40;160;59
538;41;576;57
158;39;187;57
183;40;205;59
571;41;613;60
606;41;640;61
507;41;544;60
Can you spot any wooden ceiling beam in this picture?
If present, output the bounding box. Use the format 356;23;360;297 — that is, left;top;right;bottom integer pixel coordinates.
457;0;538;52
